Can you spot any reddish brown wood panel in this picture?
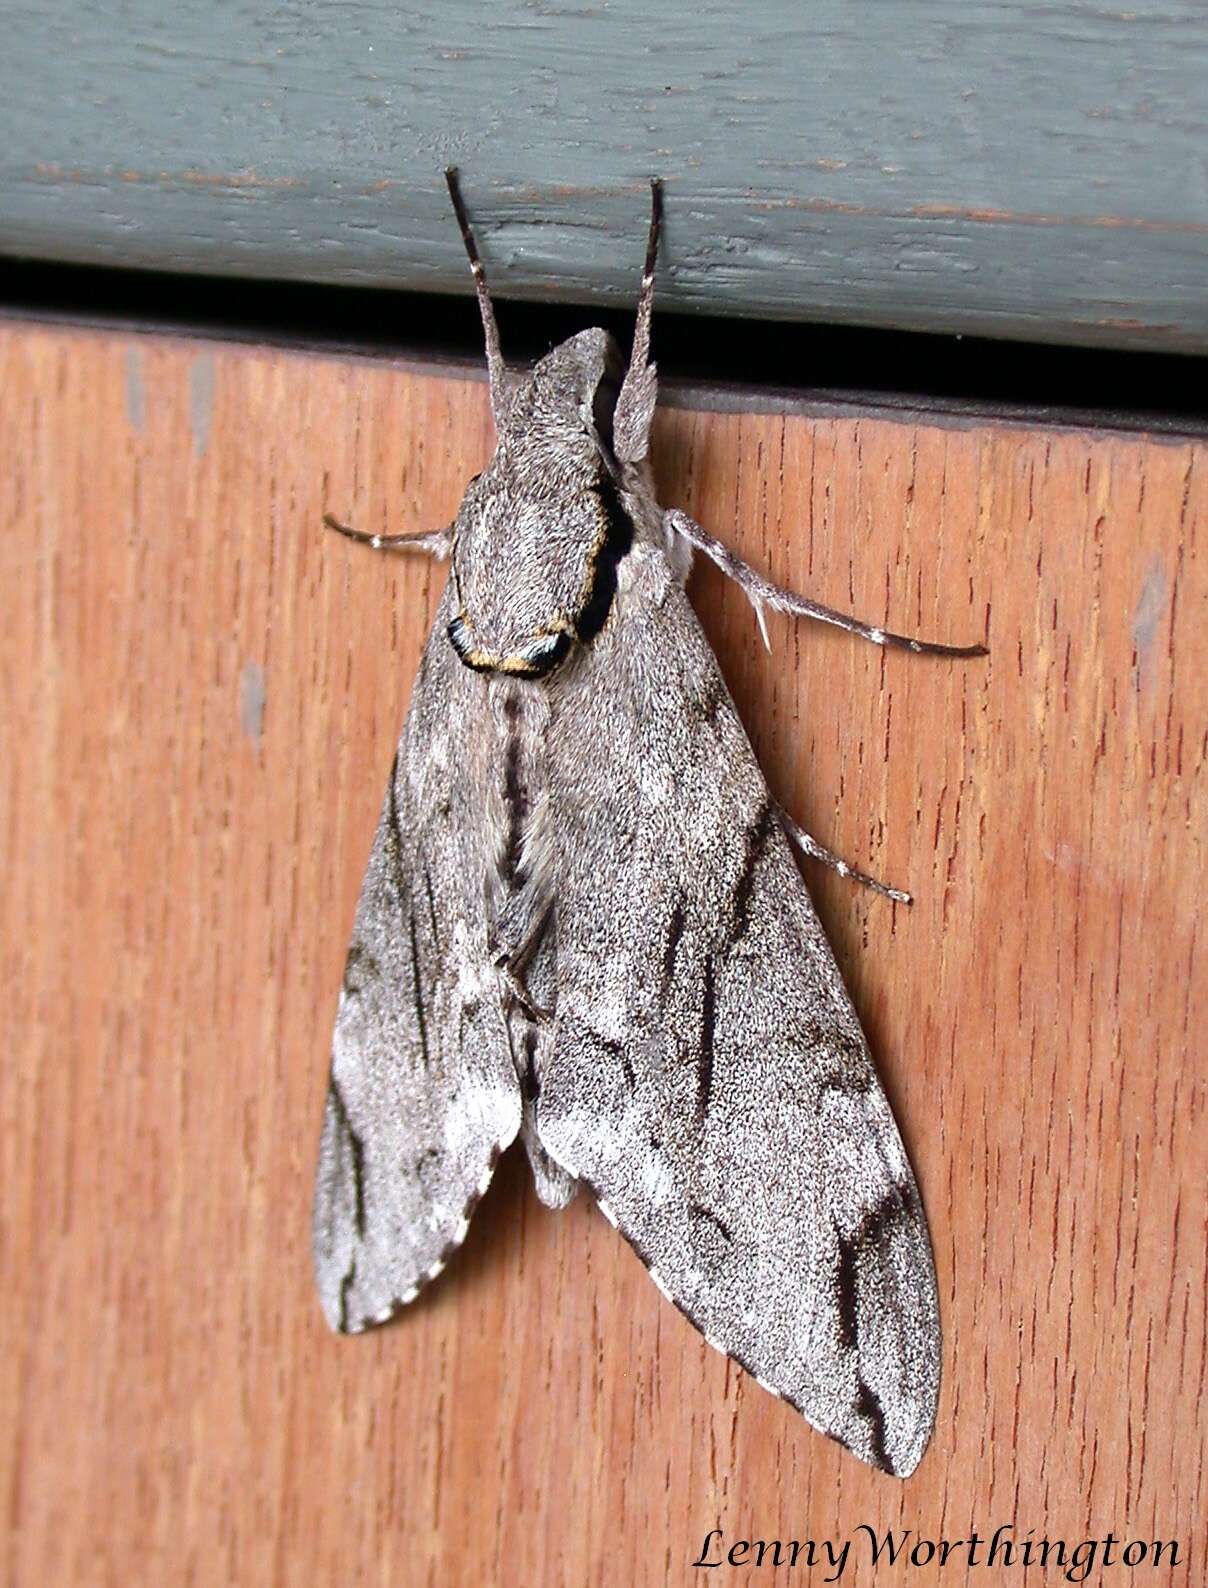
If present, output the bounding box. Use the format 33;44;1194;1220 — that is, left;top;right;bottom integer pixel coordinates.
1;322;1202;1587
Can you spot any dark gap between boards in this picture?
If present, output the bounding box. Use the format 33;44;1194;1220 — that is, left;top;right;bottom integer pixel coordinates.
1;254;1204;439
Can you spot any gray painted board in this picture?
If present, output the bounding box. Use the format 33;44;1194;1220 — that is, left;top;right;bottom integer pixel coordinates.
3;1;1207;353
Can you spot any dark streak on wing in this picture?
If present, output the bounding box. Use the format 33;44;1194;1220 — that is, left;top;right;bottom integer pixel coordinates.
700;671;727;731
594;1034;635;1090
834;1221;859;1354
855;1380;894;1475
342;942;380;998
582;1169;815;1426
327;1078;367;1238
698;954;716;1117
660;895;685;1005
574;476;635;645
818;1037;876;1098
421;867;441;956
338;1258;357;1334
603;1194;895;1473
833;1184;918;1475
383;747;415;1017
407;909;430;1069
456;997;481;1053
619;1046;636;1091
834;1184;914;1350
725;799;776;950
386;751;405;869
689;1202;733;1243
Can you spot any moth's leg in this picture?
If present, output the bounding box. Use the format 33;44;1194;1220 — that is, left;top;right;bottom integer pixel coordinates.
665;508;988;659
613;178;663;464
445;166;510;431
323;514;453;559
497;964;549;1024
490;897;555;1025
779;807;911;905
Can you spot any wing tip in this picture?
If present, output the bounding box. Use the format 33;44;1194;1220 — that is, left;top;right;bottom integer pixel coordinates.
314;1134;515;1335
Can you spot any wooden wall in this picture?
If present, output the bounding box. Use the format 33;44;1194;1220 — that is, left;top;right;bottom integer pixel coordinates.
2;320;1202;1585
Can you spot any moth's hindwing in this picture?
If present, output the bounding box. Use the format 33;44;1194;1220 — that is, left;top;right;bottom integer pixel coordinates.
534;547;940;1476
313;595;522;1333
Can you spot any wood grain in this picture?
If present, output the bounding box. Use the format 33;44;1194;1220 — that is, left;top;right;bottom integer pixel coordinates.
1;321;1202;1586
4;1;1208;352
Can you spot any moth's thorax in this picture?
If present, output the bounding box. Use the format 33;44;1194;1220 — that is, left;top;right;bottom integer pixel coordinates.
447;328;633;680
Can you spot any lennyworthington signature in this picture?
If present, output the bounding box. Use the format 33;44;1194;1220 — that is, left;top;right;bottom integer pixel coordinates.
692;1524;1183;1580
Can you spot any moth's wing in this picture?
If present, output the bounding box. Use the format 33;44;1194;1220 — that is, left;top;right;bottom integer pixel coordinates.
313;594;521;1333
536;547;940;1475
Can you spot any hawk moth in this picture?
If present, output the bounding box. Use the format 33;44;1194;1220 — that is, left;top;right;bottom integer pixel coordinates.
313;171;985;1477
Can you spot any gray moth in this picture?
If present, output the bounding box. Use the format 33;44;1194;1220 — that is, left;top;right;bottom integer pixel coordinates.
313;171;986;1478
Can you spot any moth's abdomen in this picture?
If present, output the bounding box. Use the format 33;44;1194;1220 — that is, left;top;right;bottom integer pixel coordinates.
448;474;634;679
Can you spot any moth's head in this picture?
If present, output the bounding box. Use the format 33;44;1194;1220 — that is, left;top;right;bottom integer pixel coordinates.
499;327;625;475
446;328;632;680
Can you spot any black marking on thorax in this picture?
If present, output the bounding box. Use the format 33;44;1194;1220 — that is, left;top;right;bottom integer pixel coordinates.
449;615;571;679
573;475;634;644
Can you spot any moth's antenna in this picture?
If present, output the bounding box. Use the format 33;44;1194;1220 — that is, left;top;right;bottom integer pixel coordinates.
629;177;663;382
611;178;664;464
445;167;509;429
